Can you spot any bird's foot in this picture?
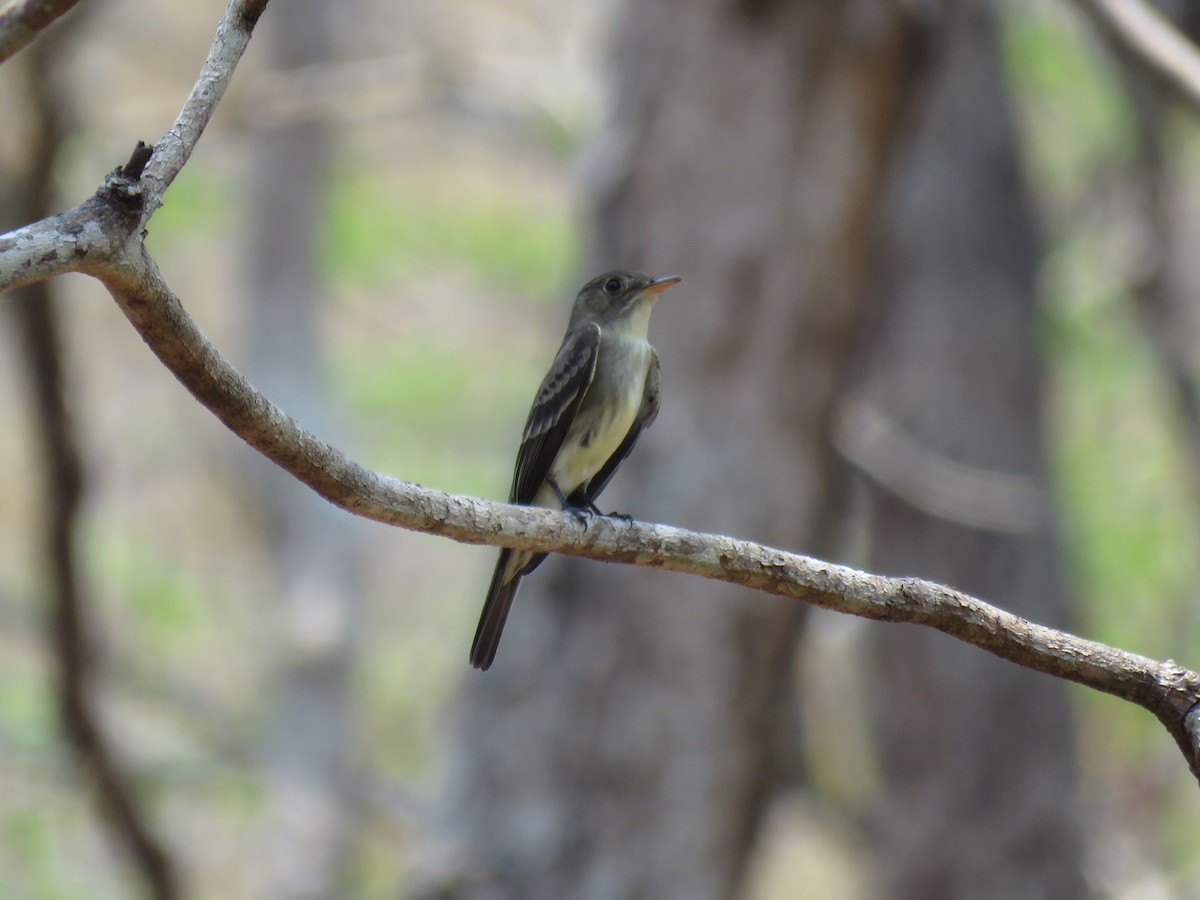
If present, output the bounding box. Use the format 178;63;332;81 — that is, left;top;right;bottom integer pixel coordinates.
565;505;594;528
548;478;594;527
577;496;631;522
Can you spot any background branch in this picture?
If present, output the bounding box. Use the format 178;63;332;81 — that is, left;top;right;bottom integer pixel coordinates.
0;0;82;64
1071;0;1200;107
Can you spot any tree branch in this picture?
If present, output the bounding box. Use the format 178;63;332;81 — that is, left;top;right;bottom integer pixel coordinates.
1071;0;1200;108
76;239;1200;788
0;0;82;65
0;0;268;292
139;0;270;221
0;0;1198;792
0;193;127;293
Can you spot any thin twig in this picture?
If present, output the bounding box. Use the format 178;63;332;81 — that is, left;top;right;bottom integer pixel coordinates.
14;297;179;900
139;0;270;221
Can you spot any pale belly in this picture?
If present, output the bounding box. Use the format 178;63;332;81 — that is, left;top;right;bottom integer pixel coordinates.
536;338;649;507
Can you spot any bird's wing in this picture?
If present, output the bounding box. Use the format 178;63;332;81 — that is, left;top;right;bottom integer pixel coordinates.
510;322;602;505
576;347;660;505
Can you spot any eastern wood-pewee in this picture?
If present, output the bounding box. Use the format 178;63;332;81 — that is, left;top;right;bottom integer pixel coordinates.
470;269;681;670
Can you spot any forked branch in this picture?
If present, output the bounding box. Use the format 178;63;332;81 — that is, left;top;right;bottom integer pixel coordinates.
0;0;1198;788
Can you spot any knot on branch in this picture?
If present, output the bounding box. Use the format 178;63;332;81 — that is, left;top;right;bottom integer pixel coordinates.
121;141;154;180
98;141;153;216
892;576;928;607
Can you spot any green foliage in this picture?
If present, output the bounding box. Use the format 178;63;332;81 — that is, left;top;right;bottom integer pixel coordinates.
330;335;542;496
1048;281;1200;656
323;165;580;295
1003;4;1137;199
143;166;236;248
1006;1;1200;790
89;523;214;657
1;806;124;900
0;668;55;754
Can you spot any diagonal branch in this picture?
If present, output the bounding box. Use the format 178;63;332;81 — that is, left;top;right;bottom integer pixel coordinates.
0;0;265;291
0;0;1198;794
1071;0;1200;108
139;0;270;221
75;245;1199;786
0;0;82;65
1;151;1200;781
0;0;269;295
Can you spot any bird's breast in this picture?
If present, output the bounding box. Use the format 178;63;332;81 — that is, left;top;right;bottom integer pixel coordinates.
549;336;651;493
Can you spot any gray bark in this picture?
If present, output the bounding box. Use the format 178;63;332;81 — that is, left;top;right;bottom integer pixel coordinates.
852;5;1088;898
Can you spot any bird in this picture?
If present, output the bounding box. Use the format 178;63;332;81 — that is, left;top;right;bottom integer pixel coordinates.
469;269;681;670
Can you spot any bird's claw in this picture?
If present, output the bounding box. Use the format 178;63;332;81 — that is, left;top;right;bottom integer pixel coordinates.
582;499;633;523
566;505;594;528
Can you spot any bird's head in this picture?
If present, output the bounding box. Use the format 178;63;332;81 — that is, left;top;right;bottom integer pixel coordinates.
569;269;682;332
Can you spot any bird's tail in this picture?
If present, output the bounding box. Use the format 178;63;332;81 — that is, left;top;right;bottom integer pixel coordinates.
470;548;523;670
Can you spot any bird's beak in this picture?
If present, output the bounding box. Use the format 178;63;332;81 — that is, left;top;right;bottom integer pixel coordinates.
641;274;682;297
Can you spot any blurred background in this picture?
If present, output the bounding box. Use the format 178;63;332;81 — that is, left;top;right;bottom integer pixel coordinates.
2;0;1200;897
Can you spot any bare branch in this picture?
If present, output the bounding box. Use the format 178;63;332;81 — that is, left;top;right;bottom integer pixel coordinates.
0;0;82;64
0;0;271;290
1072;0;1200;108
833;394;1049;534
0;194;124;293
140;0;270;219
0;0;1198;794
66;248;1193;785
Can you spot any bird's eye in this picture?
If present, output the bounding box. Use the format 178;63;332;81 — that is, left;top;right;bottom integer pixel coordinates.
604;277;622;295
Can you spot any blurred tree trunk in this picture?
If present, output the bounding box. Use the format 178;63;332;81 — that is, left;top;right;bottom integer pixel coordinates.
845;5;1088;897
239;4;361;898
433;2;927;898
2;21;180;900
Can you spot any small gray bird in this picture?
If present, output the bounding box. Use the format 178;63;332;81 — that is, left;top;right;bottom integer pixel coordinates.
470;269;681;670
